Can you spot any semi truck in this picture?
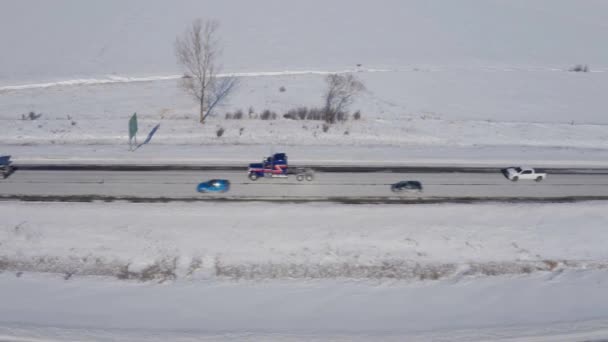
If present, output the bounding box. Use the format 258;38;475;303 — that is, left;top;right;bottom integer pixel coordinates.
247;153;314;181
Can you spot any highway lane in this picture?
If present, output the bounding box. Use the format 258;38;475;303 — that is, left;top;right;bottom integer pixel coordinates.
2;169;608;202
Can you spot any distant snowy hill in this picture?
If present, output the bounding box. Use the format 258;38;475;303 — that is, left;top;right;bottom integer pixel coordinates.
1;0;607;83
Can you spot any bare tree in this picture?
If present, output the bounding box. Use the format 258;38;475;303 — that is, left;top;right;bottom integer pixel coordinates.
175;19;237;124
323;73;365;123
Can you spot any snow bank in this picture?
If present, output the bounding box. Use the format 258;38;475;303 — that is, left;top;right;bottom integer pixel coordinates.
2;201;607;281
6;144;608;170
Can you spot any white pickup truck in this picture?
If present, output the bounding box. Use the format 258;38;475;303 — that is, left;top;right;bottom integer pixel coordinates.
503;166;547;182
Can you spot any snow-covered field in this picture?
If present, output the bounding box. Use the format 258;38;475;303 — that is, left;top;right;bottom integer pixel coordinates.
2;1;608;163
3;69;608;150
2;271;608;342
1;201;608;340
3;1;608;340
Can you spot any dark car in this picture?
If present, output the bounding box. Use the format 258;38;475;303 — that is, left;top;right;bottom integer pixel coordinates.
0;155;14;179
391;181;423;193
197;179;230;193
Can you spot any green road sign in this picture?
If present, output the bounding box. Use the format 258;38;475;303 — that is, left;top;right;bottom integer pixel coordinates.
129;113;138;140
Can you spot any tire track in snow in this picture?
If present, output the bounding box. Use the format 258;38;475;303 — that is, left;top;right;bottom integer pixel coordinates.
2;65;606;92
0;68;391;92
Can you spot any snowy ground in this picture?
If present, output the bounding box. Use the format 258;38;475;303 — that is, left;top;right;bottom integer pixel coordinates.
8;144;608;169
3;1;608;340
1;201;608;340
2;271;608;342
2;1;608;163
2;201;608;280
2;69;608;150
2;68;608;168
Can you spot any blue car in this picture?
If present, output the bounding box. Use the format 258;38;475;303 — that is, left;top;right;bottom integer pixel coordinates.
197;179;230;193
391;180;423;193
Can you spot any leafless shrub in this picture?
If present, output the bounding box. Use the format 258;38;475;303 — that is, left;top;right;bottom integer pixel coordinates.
283;106;351;122
141;259;177;281
283;110;295;120
0;254;598;283
210;259;581;281
569;64;589;72
284;107;309;120
187;257;203;276
307;108;323;120
116;258;178;282
323;73;365;123
283;108;296;120
13;221;26;233
462;261;554;277
260;109;277;120
296;107;308;120
322;123;330;132
216;127;225;137
0;255;120;278
21;111;42;120
233;109;244;120
543;259;559;270
175;19;237;124
353;110;361;120
214;256;222;277
116;264;131;280
336;111;349;122
213;259;456;280
0;257;8;271
225;112;233;119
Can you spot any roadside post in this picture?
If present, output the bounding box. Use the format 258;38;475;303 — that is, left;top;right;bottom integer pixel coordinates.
128;113;138;151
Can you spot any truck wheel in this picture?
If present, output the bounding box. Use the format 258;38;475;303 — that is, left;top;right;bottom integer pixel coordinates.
305;174;314;181
249;173;258;181
296;174;304;181
535;176;543;182
511;176;518;182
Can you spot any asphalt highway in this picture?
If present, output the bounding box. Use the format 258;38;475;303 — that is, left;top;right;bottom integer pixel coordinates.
2;168;608;203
